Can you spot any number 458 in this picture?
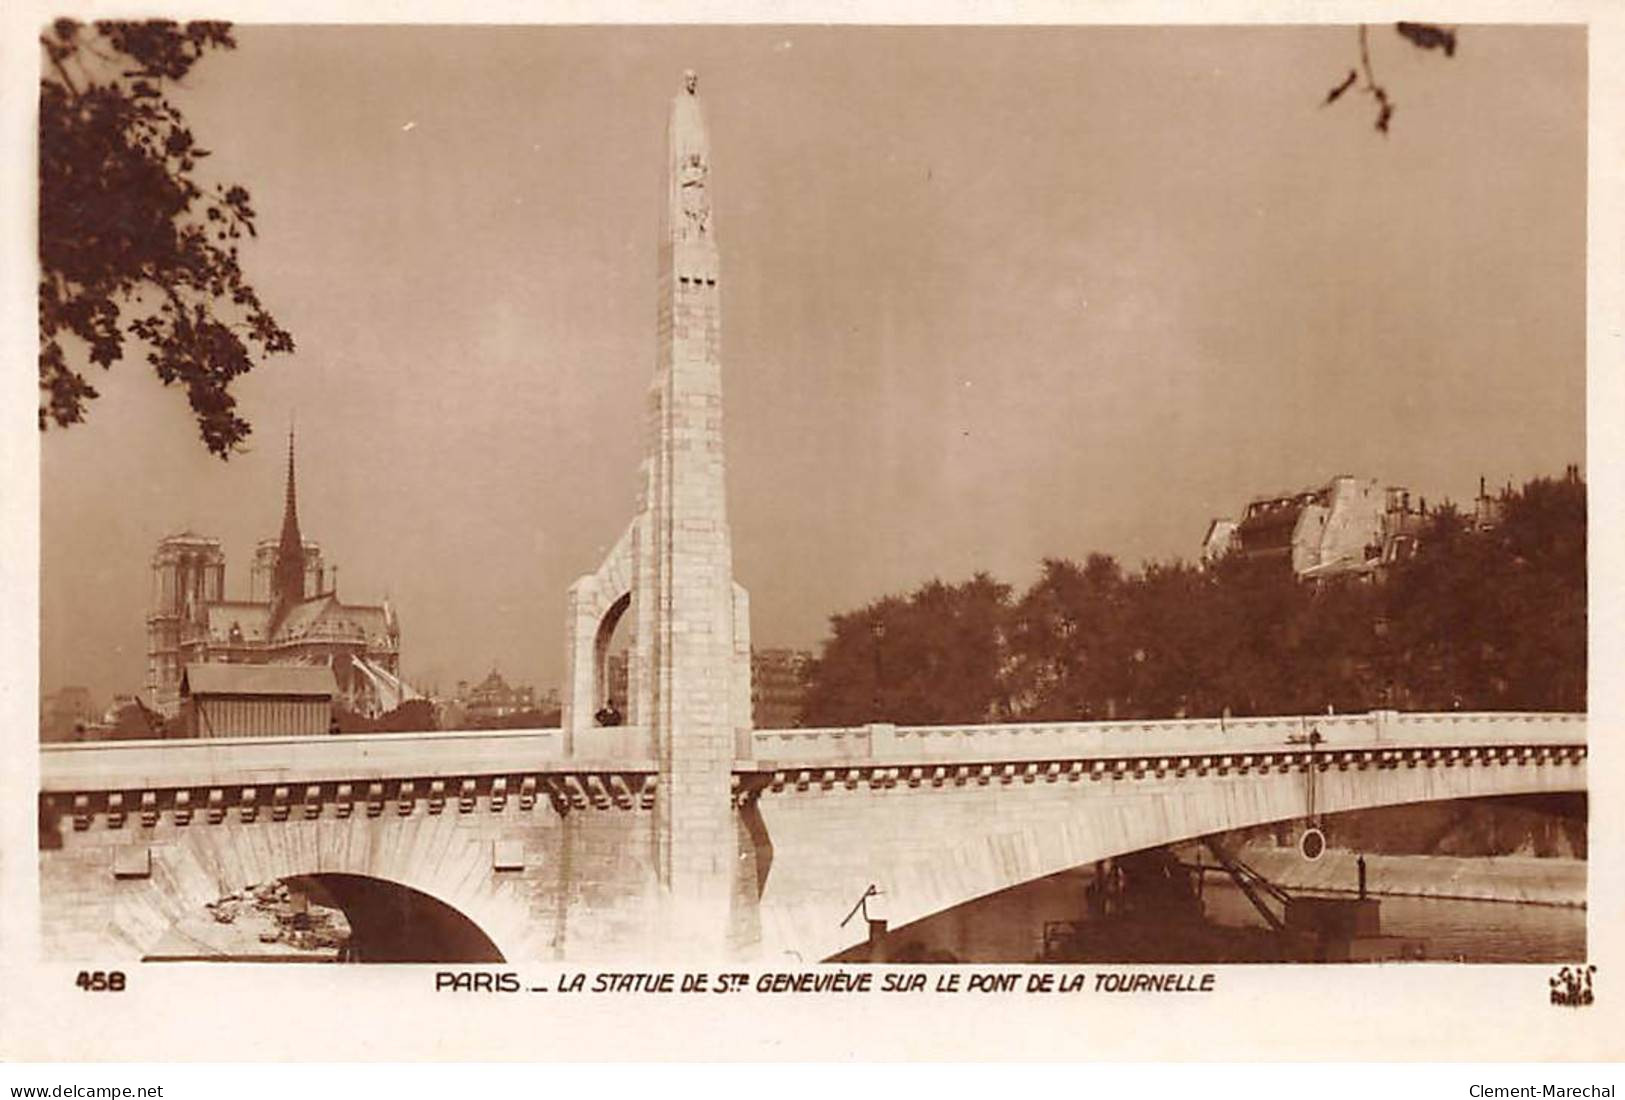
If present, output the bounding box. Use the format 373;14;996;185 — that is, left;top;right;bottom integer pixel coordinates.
75;970;125;992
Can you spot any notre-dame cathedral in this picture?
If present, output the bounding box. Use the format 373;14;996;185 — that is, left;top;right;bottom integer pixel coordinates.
144;432;408;718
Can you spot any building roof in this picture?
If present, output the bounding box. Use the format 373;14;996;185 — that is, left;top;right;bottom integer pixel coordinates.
157;531;222;547
1235;502;1310;549
181;664;337;698
205;602;272;642
273;594;340;639
197;595;394;648
271;595;392;645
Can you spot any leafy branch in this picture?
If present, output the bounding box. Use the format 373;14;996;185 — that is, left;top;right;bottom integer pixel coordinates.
39;19;294;457
1324;22;1458;135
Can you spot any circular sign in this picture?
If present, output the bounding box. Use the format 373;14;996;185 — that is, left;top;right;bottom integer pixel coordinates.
1300;827;1326;862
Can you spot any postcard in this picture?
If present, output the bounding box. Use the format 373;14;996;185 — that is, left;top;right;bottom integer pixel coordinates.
4;3;1622;1063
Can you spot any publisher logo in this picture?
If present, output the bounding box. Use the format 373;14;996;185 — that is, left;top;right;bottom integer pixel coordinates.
1549;965;1595;1008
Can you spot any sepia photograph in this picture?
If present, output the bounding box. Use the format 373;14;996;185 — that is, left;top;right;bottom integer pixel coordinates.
6;7;1622;1065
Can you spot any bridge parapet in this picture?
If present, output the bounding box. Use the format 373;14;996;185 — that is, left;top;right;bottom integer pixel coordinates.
39;726;671;795
39;728;668;833
40;713;1585;794
749;711;1586;768
1380;711;1586;745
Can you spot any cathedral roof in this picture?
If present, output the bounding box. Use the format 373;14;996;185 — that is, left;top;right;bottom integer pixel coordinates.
204;602;271;642
268;594;394;647
272;594;337;638
197;594;395;649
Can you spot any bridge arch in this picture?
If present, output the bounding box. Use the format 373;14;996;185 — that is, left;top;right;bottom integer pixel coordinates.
287;873;504;962
48;816;538;963
141;871;506;962
747;737;1586;963
844;792;1584;962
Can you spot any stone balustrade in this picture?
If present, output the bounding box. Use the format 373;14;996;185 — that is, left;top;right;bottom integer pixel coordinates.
40;712;1584;801
748;711;1586;767
41;728;572;793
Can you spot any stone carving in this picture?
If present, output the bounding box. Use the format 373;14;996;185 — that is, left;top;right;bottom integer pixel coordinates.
669;71;712;243
680;152;710;238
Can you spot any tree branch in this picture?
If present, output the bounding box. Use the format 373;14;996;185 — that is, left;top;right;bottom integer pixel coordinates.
42;44;80;98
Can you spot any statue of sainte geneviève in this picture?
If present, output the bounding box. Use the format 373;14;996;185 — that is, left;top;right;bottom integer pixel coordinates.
669;70;711;243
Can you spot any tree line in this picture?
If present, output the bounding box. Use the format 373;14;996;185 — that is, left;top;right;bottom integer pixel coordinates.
801;474;1585;727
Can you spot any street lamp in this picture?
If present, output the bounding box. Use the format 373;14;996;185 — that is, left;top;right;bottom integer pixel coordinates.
870;616;887;721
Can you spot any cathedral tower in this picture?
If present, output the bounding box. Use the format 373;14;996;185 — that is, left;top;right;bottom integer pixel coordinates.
145;533;225;712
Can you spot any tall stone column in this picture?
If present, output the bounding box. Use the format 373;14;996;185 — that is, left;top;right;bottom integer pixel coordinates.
560;71;755;957
644;71;748;954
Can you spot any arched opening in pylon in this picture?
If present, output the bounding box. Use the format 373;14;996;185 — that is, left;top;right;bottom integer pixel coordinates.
593;590;632;722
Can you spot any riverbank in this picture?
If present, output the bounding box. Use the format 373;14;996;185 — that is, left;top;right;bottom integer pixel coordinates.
1236;845;1586;909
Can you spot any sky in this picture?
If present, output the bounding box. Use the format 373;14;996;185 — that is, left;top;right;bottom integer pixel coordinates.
38;24;1587;707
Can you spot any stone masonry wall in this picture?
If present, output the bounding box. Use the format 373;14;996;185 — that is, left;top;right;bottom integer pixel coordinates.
38;786;665;963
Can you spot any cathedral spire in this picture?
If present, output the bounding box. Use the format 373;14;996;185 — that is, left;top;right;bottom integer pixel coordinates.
272;424;306;615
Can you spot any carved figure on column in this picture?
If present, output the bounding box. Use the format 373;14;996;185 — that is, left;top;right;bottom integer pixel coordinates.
669;70;712;244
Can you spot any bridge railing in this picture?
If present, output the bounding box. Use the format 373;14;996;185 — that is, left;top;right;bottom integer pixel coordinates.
748;711;1586;767
39;713;1585;792
38;728;574;792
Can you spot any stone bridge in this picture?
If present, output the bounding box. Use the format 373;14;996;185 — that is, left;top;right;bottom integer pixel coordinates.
38;710;1586;963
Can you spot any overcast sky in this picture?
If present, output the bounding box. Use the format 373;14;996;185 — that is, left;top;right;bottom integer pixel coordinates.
39;24;1586;705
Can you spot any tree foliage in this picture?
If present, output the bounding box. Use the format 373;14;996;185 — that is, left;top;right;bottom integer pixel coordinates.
39;19;293;457
801;474;1586;726
802;574;1012;726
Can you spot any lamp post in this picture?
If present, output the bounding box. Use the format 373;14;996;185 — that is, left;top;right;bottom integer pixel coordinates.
870;616;887;721
1287;727;1326;860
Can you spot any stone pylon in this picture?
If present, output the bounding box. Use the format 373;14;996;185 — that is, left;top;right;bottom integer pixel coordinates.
563;71;754;957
